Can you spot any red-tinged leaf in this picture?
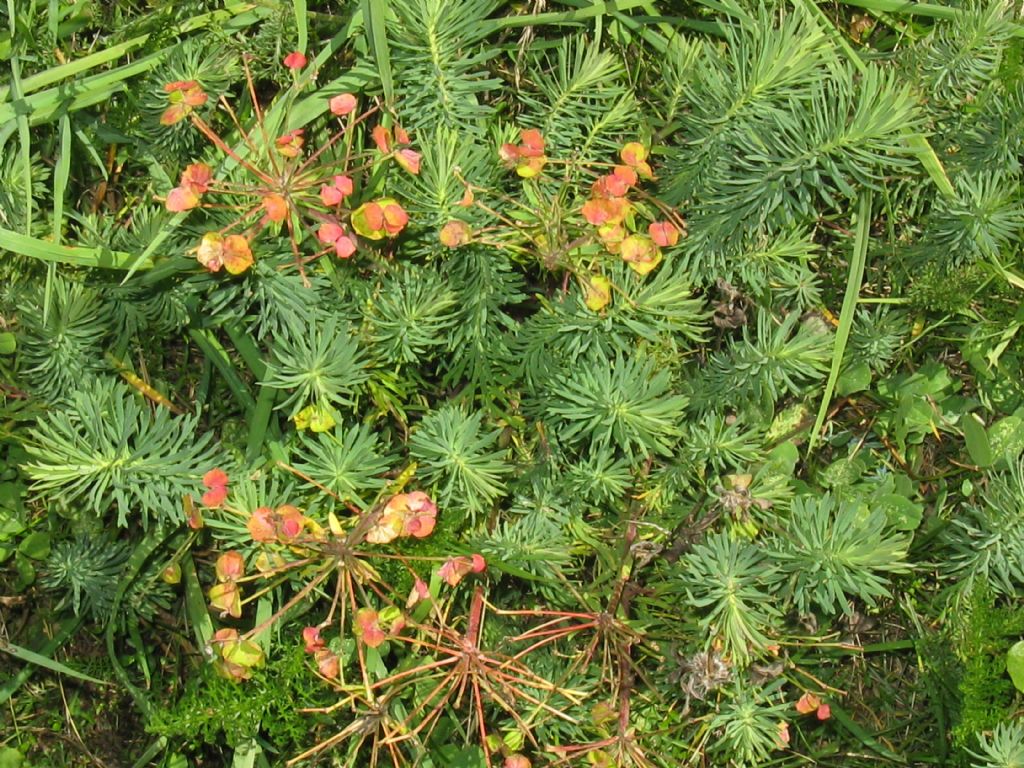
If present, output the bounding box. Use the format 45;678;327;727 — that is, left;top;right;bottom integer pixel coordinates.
320;185;344;207
209;581;242;618
382;202;409;236
275;129;304;158
613;165;639;186
395;148;421;175
303;626;325;653
219;634;264;673
816;704;831;720
365;511;402;545
367;491;435;543
438;556;478;587
196;232;224;272
394;125;410;145
182;85;208;108
222;235;253;275
516;155;546;178
334;235;357;259
776;721;791;748
439;220;472;248
164;80;200;93
406;578;430;608
247;507;277;543
166;186;199;212
458;186;474;206
648;221;680;247
520;128;545;155
795;692;821;714
620;234;661;276
318;221;344;245
315;648;340;678
283;51;307;69
505;755;531;768
201;485;228;508
215;551;245;582
160;103;188;126
276;504;306;540
354;608;386;648
332;175;354;197
597;223;626;254
582;197;628;227
329;93;358;116
470;553;486;573
401;492;437;538
372;125;391;154
499;143;520;165
351;201;386;239
181;163;213;193
620;142;648;167
203;468;228;489
187;503;204;530
596;172;631;198
263;194;288;223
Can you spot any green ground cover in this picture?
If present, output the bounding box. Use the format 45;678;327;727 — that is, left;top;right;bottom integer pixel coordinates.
2;0;1024;765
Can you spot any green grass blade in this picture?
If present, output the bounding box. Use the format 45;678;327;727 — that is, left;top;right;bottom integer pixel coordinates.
9;56;32;234
0;3;265;126
904;132;955;198
47;0;59;46
362;0;394;104
0;226;145;269
0;34;149;101
293;0;308;54
183;553;214;651
3;640;111;685
42;114;72;322
0;615;83;705
482;0;653;32
807;191;872;457
836;0;1023;32
130;737;168;768
188;328;258;416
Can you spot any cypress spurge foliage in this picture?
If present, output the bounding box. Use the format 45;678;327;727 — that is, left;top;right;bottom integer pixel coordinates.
4;0;1024;765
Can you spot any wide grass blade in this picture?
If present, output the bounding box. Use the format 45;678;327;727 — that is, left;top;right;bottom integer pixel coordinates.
362;0;394;104
0;227;145;269
293;0;308;54
807;191;872;456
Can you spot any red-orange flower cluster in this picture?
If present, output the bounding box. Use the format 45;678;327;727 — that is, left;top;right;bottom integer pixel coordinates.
795;692;831;720
247;504;315;543
317;220;357;258
166;163;213;212
301;626;341;678
283;51;307;70
350;198;409;240
365;492;437;544
372;124;421;175
275;129;305;158
196;232;254;275
209;550;245;618
500;128;547;178
438;554;486;587
201;467;229;507
578;142;684;280
161;80;208;126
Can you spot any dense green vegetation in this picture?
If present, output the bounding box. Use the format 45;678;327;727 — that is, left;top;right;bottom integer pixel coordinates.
2;0;1024;766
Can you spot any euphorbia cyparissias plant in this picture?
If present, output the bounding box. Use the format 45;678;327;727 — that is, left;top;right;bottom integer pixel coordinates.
158;58;417;279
